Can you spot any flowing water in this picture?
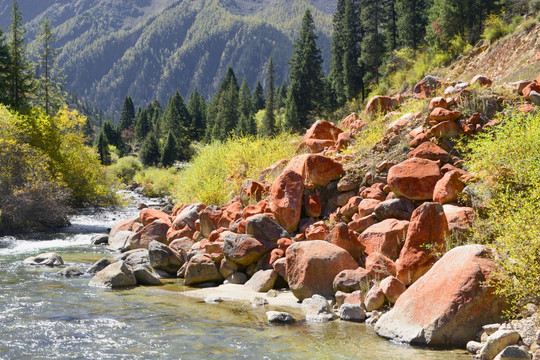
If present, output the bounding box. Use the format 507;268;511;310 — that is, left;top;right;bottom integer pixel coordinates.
0;194;471;360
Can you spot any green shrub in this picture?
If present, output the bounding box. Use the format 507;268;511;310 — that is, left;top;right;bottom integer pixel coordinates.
133;167;180;198
173;133;298;205
110;156;143;184
461;110;540;316
482;15;510;43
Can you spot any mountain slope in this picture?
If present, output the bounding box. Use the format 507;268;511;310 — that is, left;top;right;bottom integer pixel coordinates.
0;0;336;115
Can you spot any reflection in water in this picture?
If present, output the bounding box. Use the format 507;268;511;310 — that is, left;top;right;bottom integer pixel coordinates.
0;197;471;360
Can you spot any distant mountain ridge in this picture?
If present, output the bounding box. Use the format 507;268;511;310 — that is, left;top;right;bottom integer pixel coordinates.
0;0;336;116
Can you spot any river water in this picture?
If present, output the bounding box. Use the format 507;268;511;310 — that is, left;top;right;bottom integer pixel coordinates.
0;194;471;360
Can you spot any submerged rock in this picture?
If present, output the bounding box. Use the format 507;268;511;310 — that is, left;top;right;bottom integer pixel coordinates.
266;311;295;324
89;261;137;288
57;265;83;277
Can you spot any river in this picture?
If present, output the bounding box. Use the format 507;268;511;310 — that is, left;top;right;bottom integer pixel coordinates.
0;194;471;360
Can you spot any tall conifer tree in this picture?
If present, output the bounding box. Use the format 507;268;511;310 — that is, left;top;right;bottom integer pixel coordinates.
118;95;135;132
285;9;324;130
187;87;207;141
35;18;64;116
260;57;276;137
8;0;34;112
252;81;265;112
236;77;256;136
161;131;178;167
162;91;191;146
139;133;160;166
360;0;384;85
396;0;429;50
0;28;10;105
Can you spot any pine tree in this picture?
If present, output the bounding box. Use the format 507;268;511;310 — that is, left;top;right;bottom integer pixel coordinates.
96;130;111;165
253;81;265;112
275;80;288;109
8;0;34;112
360;0;384;85
161;131;178;167
187;87;207;141
236;78;256;136
209;67;240;141
35;18;64;116
383;0;398;54
118;95;135;132
0;28;10;105
283;87;301;132
162;91;191;142
139;133;161;166
260;57;276;137
135;108;152;141
395;0;430;50
286;9;324;129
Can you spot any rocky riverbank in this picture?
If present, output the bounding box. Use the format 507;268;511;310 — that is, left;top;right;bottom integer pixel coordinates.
26;73;540;359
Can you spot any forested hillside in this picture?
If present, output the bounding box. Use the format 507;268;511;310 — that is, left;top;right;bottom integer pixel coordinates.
0;0;335;115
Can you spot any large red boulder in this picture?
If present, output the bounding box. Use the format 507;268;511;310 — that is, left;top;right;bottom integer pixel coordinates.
523;81;540;100
387;158;443;201
433;170;465;204
348;213;377;233
297;120;343;153
140;208;171;226
407;141;450;163
326;223;365;260
413;76;443;98
283;154;343;188
365;252;397;280
358;219;409;261
427;108;461;123
109;217;142;240
269;170;304;233
429;121;462;139
379;276;406;304
286;240;359;300
364;96;400;116
375;245;506;347
129;219;171;249
396;202;449;286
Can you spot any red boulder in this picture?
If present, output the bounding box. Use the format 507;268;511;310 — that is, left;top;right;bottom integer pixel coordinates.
387;158;443;201
358;218;409;261
269;170;304;233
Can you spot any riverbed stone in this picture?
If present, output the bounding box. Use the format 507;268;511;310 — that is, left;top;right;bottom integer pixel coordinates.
467;340;485;354
481;331;522;360
493;346;531;360
266;311;296;324
302;294;336;322
364;285;385;311
339;303;366;322
133;265;162;286
89;260;137;288
245;269;278;292
57;265;83;277
222;231;276;267
184;254;223;286
140;208;171;226
87;258;112;274
375;245;506;347
114;248;149;268
287;240;359;301
224;272;248;284
91;234;109;245
333;267;372;293
23;252;64;267
245;214;289;242
148;240;184;275
107;230;134;252
109;217;142;240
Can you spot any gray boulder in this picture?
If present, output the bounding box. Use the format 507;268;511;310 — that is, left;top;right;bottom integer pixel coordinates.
148;240;184;274
245;269;277;292
266;311;295;324
374;198;416;221
57;265;83;277
113;248;149;268
339;303;366;322
23;252;63;267
222;231;276;267
87;258;111;274
184;254;223;286
494;346;531;360
133;265;162;286
89;261;137;288
91;234;109;245
245;214;289;242
302;294;336;322
480;330;521;360
224;272;248;284
107;230;134;252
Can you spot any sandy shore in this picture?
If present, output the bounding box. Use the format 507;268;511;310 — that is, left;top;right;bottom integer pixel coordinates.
182;283;302;308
